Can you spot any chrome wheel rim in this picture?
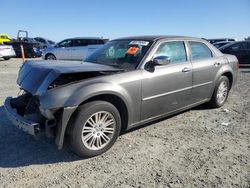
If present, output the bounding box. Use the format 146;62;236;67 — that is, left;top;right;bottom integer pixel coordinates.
81;111;116;150
217;81;228;104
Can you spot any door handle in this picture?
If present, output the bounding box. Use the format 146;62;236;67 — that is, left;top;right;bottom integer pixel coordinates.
182;67;191;73
214;62;221;67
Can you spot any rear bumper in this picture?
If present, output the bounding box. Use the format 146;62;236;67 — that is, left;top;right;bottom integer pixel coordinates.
4;97;40;136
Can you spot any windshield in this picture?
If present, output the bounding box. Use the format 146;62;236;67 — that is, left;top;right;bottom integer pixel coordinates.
85;40;153;70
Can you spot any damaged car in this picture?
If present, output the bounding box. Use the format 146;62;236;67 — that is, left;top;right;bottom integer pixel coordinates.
5;36;239;157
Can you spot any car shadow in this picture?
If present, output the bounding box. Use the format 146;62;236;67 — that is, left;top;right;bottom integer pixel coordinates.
0;105;81;168
0;102;211;168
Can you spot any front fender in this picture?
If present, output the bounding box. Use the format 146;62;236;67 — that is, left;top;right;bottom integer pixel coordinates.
39;82;133;120
40;82;135;150
64;82;132;108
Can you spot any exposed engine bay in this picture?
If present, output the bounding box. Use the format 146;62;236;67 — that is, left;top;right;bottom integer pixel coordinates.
48;71;120;89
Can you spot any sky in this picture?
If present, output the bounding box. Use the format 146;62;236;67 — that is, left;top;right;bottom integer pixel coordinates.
0;0;249;42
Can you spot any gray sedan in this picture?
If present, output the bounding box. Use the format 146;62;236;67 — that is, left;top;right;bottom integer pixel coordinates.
5;36;238;157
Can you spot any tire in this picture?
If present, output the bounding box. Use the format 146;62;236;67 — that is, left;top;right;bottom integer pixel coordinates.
209;76;230;108
45;54;56;60
3;57;10;60
68;101;121;158
26;52;32;58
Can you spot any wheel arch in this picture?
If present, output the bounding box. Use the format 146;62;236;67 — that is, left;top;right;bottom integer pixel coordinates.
55;92;131;150
78;94;129;132
221;71;233;89
214;64;234;90
45;52;56;59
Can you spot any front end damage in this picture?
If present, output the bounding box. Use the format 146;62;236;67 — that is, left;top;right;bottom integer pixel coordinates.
4;60;122;149
4;92;76;149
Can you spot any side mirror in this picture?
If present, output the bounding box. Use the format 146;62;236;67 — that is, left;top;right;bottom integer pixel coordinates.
152;56;171;66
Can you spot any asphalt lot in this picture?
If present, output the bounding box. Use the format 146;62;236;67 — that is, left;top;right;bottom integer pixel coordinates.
0;58;249;188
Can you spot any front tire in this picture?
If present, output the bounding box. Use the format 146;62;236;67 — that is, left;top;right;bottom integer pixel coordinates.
209;76;230;108
45;54;56;60
3;57;10;60
68;101;121;158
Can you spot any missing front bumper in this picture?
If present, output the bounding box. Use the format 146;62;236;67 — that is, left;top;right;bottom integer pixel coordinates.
4;97;40;136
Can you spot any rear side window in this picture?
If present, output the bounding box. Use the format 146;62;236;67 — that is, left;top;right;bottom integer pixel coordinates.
229;42;248;50
88;39;105;45
154;41;187;64
239;42;248;50
247;42;250;50
189;42;212;60
35;38;46;43
73;39;88;46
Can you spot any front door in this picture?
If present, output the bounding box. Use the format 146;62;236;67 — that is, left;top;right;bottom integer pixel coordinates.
141;41;193;120
56;39;74;60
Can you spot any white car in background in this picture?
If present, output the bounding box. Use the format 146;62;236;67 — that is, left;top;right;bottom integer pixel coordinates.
42;37;108;61
0;44;16;60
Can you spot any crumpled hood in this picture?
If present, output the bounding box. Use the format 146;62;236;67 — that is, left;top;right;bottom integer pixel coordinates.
17;60;120;95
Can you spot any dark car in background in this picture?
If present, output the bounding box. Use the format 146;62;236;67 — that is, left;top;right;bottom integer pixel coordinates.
9;41;42;58
8;30;43;58
208;38;236;44
34;37;56;49
219;41;250;66
213;41;233;49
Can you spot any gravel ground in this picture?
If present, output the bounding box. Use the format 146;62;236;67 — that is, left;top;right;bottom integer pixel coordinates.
0;58;249;188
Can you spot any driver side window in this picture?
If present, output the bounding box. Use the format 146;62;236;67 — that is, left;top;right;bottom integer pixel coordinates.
154;41;187;64
58;39;73;47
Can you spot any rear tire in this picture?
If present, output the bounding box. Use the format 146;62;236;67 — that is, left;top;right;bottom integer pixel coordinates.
68;101;121;158
209;76;230;108
3;57;10;60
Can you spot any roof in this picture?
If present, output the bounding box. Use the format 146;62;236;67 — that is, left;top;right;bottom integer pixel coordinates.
114;35;201;41
207;38;235;40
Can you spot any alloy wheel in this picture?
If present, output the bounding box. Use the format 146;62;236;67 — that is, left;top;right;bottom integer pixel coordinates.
81;111;116;150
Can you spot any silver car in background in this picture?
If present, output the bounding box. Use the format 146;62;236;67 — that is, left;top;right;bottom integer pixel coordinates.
42;37;107;61
0;44;16;60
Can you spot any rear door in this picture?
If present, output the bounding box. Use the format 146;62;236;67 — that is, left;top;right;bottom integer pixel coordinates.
246;42;250;64
188;41;221;103
238;42;250;65
141;41;193;120
85;39;104;59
